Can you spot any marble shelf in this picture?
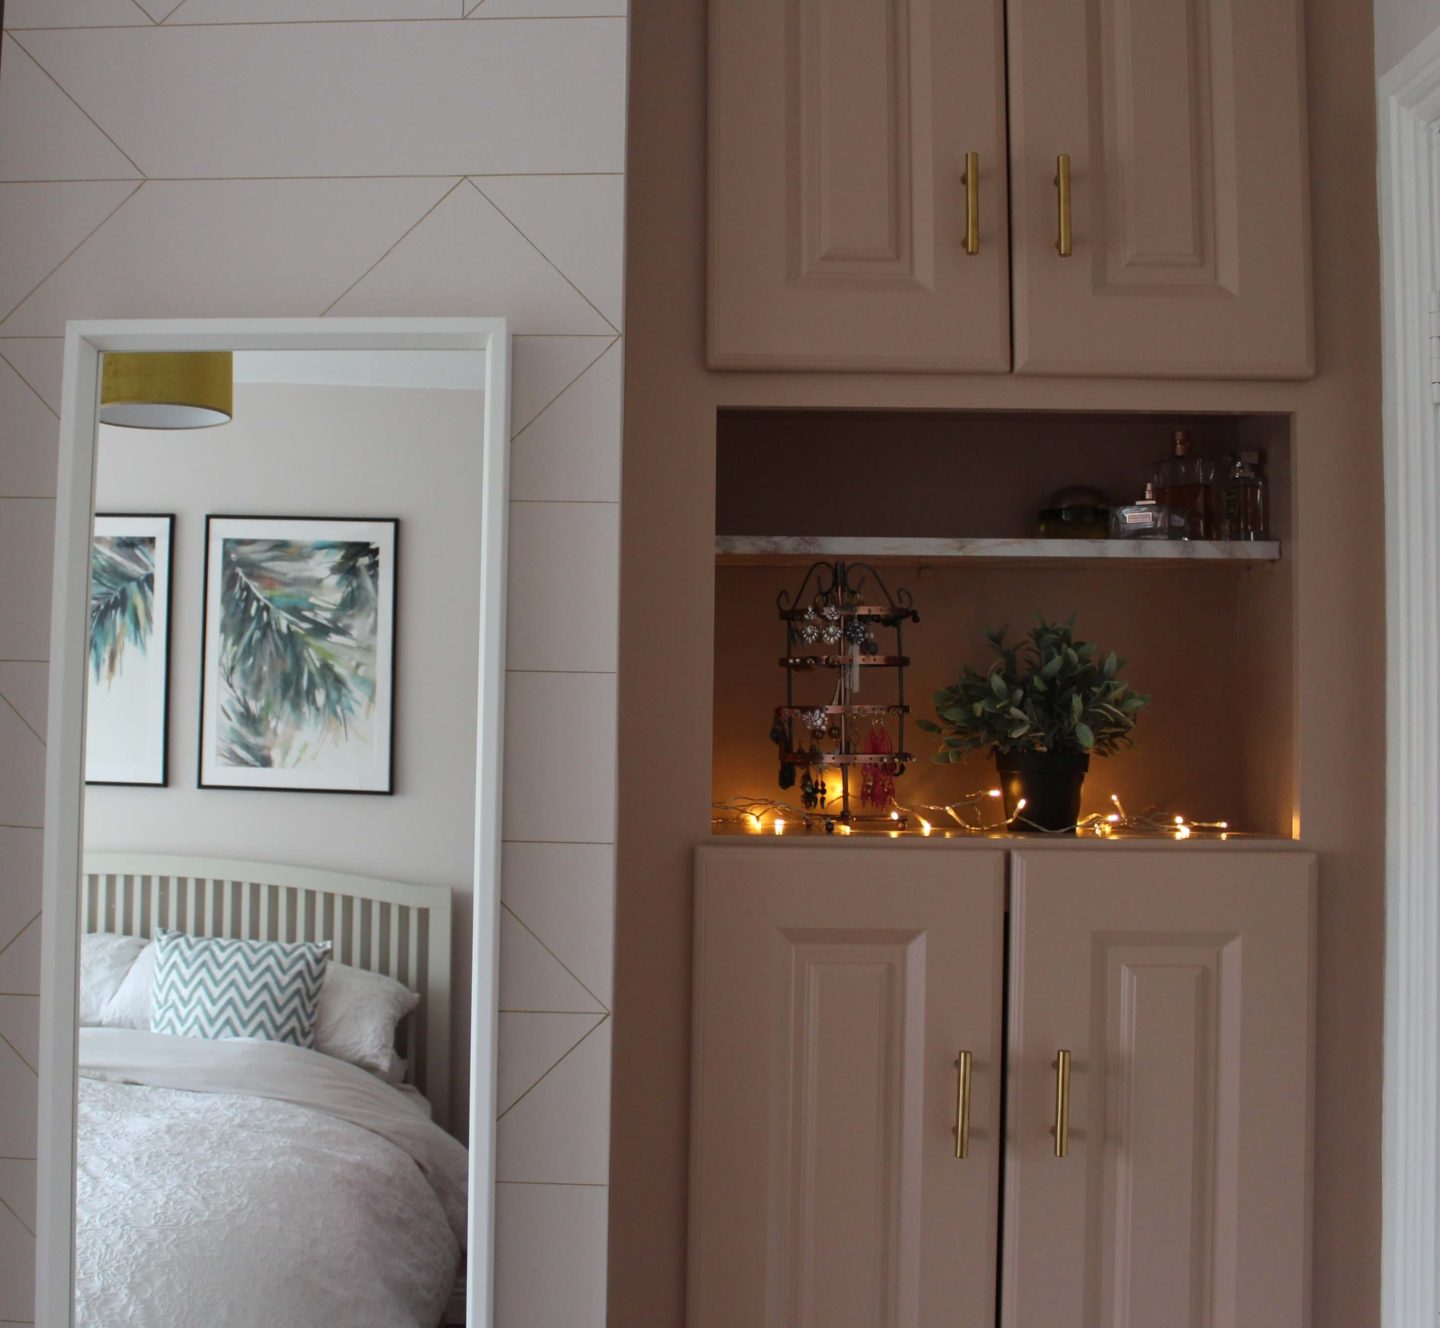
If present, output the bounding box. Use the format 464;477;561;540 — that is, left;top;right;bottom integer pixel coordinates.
715;535;1282;567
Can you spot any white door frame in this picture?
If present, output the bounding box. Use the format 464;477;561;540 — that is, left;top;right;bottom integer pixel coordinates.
1379;31;1440;1328
34;317;511;1328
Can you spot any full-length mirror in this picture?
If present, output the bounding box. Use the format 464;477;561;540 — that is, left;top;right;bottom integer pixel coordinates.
37;319;510;1328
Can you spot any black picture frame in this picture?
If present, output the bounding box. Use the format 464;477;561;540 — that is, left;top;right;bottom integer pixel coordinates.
85;513;176;788
197;514;399;795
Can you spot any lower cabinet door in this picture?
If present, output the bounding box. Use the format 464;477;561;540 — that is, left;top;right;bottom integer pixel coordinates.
1002;848;1316;1328
690;845;1006;1328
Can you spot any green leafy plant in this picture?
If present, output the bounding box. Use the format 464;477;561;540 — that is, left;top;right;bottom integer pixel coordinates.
217;538;378;768
917;616;1149;761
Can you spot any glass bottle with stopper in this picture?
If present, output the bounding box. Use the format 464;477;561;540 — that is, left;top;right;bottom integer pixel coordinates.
1153;430;1215;539
1220;451;1267;540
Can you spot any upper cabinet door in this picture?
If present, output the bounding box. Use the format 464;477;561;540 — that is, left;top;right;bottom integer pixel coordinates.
1001;848;1316;1328
690;845;1006;1328
708;0;1010;372
1008;0;1314;378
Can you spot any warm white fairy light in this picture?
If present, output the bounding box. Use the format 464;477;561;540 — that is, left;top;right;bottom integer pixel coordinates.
713;790;1239;839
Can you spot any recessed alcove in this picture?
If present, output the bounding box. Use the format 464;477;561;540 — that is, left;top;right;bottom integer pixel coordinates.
713;408;1296;837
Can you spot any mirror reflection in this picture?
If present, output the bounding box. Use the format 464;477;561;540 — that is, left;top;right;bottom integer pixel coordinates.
74;348;485;1327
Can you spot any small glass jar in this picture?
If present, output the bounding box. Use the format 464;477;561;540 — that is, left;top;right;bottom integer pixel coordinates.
1038;485;1112;540
1038;505;1110;539
1110;484;1183;540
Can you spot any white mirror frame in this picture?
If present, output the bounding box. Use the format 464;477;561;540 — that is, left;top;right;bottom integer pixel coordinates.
33;317;511;1328
1379;30;1440;1327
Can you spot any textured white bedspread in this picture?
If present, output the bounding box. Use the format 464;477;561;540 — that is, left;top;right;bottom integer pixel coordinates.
75;1028;467;1328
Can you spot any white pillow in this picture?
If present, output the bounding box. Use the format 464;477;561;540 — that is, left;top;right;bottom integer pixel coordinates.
98;943;417;1082
101;940;158;1029
79;933;147;1026
314;962;419;1084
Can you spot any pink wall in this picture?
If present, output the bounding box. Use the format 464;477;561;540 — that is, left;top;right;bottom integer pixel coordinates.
714;561;1288;836
611;3;1386;1328
1375;0;1440;72
711;409;1296;837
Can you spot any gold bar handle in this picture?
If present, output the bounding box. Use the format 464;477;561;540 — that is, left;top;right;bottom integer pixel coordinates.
1051;1049;1071;1157
961;152;980;256
1054;154;1073;257
953;1050;973;1158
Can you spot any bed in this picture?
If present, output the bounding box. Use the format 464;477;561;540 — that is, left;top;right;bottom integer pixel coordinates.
75;853;467;1328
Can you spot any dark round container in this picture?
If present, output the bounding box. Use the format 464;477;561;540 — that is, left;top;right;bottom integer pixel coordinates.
1037;505;1110;540
994;750;1090;833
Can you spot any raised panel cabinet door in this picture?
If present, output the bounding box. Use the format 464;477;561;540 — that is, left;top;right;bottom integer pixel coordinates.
689;845;1006;1328
708;0;1010;371
1007;0;1314;378
1001;847;1316;1328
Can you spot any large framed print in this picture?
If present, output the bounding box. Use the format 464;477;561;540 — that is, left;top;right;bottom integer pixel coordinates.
86;514;175;786
199;516;398;793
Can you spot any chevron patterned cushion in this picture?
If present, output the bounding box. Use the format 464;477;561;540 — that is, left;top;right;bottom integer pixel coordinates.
150;930;332;1048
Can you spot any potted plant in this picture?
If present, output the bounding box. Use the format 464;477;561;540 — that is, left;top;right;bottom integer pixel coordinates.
917;617;1150;832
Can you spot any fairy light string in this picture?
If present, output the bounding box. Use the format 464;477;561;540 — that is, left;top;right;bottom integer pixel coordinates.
713;789;1232;839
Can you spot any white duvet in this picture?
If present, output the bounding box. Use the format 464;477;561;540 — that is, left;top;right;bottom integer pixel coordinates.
75;1028;467;1328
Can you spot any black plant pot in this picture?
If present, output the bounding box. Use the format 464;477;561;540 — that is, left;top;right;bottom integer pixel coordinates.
994;750;1090;834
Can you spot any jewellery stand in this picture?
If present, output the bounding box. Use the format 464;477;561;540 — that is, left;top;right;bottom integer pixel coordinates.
770;560;920;830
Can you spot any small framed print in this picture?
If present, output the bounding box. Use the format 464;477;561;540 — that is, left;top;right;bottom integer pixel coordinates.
86;514;175;787
199;516;397;794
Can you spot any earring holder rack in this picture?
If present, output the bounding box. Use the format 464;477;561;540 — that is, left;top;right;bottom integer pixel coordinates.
771;560;920;829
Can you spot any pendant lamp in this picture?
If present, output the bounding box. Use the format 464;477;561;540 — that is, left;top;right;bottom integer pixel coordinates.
99;351;233;429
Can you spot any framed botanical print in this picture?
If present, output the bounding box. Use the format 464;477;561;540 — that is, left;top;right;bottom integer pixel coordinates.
86;514;175;787
199;516;398;793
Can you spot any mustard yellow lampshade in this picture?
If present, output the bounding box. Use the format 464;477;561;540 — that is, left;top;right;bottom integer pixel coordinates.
99;351;233;429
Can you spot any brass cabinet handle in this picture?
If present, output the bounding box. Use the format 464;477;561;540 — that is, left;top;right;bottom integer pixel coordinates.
1054;154;1073;257
1051;1049;1071;1157
961;152;980;256
953;1050;973;1158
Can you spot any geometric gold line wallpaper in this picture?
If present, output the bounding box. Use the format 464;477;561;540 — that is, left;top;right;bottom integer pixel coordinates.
0;4;626;1322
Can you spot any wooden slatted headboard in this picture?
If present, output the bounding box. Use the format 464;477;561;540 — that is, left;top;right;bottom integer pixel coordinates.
80;853;453;1130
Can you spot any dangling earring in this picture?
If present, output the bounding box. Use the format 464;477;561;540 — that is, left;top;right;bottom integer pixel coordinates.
862;720;896;812
797;606;820;646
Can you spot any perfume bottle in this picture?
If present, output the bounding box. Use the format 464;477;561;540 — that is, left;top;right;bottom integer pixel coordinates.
1153;430;1215;539
1220;451;1268;540
1110;483;1181;540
